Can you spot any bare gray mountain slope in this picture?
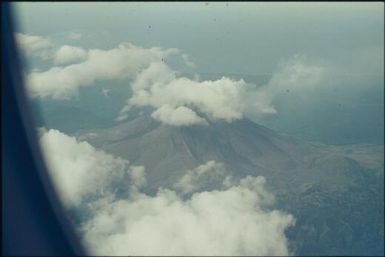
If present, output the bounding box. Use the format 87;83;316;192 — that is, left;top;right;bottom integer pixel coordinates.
79;114;380;192
78;114;384;256
82;116;301;188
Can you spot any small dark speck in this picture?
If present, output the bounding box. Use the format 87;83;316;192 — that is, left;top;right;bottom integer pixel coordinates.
148;25;152;29
338;103;342;107
214;18;216;22
205;2;209;6
286;89;290;93
161;58;164;62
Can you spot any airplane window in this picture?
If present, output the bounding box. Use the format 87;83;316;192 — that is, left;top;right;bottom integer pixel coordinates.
10;2;384;256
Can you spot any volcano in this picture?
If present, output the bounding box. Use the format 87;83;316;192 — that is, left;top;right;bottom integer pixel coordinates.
77;113;384;256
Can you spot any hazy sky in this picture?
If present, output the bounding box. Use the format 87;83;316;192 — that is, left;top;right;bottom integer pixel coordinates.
13;2;384;75
13;2;384;144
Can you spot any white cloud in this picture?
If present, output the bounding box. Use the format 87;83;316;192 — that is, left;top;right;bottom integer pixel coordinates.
82;176;294;256
21;34;324;125
121;61;248;125
68;32;82;40
151;104;208;126
182;53;196;68
15;32;54;55
267;55;324;91
54;45;88;65
39;130;295;256
115;113;129;122
39;129;138;207
101;88;110;97
173;160;230;194
129;166;146;188
27;42;180;99
119;55;324;126
241;55;325;117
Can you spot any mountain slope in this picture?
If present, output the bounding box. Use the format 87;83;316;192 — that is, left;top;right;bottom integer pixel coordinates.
78;114;384;256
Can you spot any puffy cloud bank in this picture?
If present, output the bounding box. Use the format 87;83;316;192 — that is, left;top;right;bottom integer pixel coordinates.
173;160;231;195
119;55;324;126
151;104;208;126
39;128;144;207
82;180;294;256
15;32;53;55
39;129;295;256
27;42;179;99
21;33;324;126
54;45;88;65
121;61;248;125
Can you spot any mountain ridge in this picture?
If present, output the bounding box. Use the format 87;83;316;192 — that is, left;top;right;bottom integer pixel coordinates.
76;112;384;255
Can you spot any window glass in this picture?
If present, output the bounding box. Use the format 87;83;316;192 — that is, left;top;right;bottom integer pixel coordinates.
13;2;384;256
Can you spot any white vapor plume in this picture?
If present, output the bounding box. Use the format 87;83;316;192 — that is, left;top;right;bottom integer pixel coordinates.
119;61;248;125
151;104;208;126
246;55;325;115
119;55;324;126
